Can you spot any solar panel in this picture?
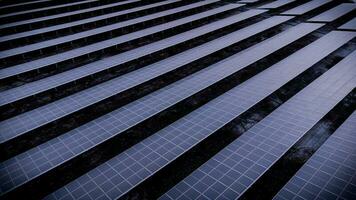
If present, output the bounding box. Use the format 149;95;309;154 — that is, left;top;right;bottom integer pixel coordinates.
0;0;99;19
308;3;356;22
0;0;172;36
1;1;356;199
338;18;356;31
281;0;333;15
239;0;260;3
0;0;176;48
0;16;298;195
0;0;52;10
0;7;263;145
45;23;324;200
0;0;194;59
0;0;140;29
258;0;295;9
274;111;356;200
0;2;236;80
0;9;266;107
161;43;356;200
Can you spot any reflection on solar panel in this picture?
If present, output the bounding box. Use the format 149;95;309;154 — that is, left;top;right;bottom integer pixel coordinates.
0;0;355;199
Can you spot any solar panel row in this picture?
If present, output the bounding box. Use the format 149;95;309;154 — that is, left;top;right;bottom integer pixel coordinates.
0;0;355;200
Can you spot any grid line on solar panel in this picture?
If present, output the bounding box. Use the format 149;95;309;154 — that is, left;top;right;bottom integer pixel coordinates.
0;0;177;40
258;0;295;9
0;0;192;59
0;2;238;80
308;3;356;22
44;23;326;200
0;9;266;107
0;5;261;144
0;16;298;195
281;0;333;15
0;0;99;18
161;42;356;200
274;111;356;200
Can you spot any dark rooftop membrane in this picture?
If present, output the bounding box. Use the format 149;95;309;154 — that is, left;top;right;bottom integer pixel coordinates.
0;0;355;200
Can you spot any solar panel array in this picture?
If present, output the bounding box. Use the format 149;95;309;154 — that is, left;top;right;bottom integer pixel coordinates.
0;0;355;200
274;111;356;200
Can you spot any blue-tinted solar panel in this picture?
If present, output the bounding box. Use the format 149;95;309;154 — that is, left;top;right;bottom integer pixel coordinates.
161;44;356;200
281;0;332;15
0;0;175;42
44;23;325;200
0;0;202;59
258;0;295;9
0;7;263;147
1;1;356;199
308;3;356;22
0;15;298;196
0;9;266;107
0;0;52;10
274;111;356;200
338;18;356;31
239;0;260;3
0;2;237;80
0;0;99;18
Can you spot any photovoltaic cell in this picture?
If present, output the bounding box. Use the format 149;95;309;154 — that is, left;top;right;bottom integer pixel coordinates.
161;41;356;200
281;0;332;15
0;15;295;196
0;2;235;80
45;23;324;200
308;3;356;22
274;111;356;200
